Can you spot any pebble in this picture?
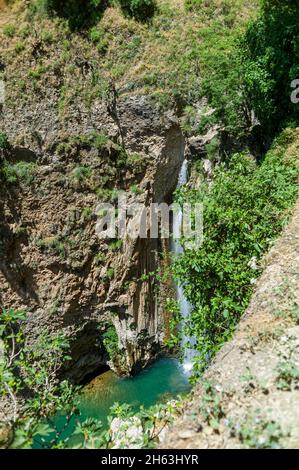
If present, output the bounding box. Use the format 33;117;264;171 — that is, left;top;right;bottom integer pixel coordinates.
178;430;195;439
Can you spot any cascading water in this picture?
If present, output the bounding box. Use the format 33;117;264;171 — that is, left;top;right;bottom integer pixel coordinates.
171;159;196;373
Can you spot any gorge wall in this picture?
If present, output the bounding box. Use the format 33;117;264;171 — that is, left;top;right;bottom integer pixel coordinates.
0;90;185;382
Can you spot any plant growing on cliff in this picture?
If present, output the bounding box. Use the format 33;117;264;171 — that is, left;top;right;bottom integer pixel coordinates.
31;0;156;28
36;236;66;259
3;24;16;38
0;132;9;150
102;324;120;363
241;0;299;135
2;161;37;185
164;298;182;350
200;382;224;431
70;165;92;186
237;414;285;449
108;399;181;448
275;360;299;391
198;0;299;140
73;418;110;449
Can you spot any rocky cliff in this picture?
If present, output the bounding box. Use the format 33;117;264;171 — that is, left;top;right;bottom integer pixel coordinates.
0;0;191;381
0;0;224;383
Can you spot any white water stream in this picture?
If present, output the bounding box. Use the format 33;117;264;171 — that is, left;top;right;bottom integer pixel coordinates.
171;159;196;373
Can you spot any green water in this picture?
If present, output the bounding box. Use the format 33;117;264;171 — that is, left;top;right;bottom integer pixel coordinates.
37;357;190;448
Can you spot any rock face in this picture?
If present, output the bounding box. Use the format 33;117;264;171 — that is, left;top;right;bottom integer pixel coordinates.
0;93;185;381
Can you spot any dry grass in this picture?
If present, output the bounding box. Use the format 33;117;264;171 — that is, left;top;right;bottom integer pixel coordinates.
0;0;259;110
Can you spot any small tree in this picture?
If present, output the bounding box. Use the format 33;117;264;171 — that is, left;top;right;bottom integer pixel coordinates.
31;0;106;29
242;0;299;135
118;0;156;22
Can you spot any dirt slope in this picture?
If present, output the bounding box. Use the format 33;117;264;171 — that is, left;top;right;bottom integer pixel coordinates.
161;198;299;449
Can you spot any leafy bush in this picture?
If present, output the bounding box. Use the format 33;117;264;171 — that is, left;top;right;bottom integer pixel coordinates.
118;0;156;22
2;161;37;185
195;11;250;138
0;133;9;150
36;236;66;259
71;164;92;183
238;415;284;449
276;360;299;391
173;129;299;378
31;0;106;30
184;0;214;13
91;131;109;149
3;24;16;37
109;239;123;251
200;382;224;430
0;308;78;448
15;42;26;54
102;325;120;362
196;0;299;141
88;27;109;53
241;0;299;135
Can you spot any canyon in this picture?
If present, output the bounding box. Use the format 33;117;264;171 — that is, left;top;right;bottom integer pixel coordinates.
1;0;298;451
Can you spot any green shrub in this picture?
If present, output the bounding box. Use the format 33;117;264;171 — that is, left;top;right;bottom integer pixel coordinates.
41;30;54;43
96;187;119;202
31;0;106;30
91;131;109;149
205;137;220;162
81;207;93;222
130;184;143;195
195;17;249;138
200;382;224;430
276;360;299;391
36;236;66;258
106;267;115;279
88;27;109;53
28;65;47;80
118;0;156;22
241;0;299;135
194;0;299;140
2;161;37;185
109;239;123;251
0;308;80;448
3;24;16;37
71;165;92;183
102;325;120;361
15;42;26;54
0;133;9;150
238;415;284;449
184;0;208;12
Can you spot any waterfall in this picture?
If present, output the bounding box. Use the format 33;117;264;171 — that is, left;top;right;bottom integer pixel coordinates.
171;159;196;374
